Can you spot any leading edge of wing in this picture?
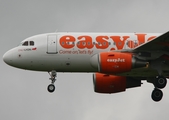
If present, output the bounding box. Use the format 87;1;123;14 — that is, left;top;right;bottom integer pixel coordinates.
133;31;169;52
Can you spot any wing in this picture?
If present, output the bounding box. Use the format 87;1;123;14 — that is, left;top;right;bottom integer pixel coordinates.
133;31;169;52
129;31;169;77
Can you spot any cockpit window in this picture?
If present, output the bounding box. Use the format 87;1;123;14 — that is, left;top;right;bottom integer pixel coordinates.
21;41;34;46
22;41;28;46
30;41;34;46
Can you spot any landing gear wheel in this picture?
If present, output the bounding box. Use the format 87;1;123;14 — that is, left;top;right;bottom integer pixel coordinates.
151;88;163;102
47;70;57;93
47;84;55;93
154;76;167;89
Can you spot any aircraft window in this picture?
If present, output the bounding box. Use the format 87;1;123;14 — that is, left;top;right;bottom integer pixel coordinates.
109;42;111;45
30;41;34;46
68;42;74;45
88;42;90;45
82;42;85;45
22;41;28;46
126;41;129;45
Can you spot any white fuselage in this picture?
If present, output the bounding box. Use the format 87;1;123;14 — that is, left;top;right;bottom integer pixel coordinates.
3;32;162;76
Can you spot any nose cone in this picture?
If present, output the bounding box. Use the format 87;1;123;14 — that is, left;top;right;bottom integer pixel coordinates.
3;50;14;66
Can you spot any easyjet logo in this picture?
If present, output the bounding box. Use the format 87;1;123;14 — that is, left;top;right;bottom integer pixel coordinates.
107;58;125;62
59;34;156;50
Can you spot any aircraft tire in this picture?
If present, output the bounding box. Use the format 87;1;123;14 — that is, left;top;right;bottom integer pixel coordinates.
151;88;163;102
47;84;55;93
154;76;167;89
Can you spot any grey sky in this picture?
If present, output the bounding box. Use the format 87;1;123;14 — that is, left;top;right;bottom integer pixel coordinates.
1;0;169;120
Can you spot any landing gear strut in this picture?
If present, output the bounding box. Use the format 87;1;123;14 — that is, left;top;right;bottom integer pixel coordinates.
47;70;56;93
151;76;167;102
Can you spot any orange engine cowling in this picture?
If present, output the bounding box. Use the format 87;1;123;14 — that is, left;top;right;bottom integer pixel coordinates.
93;73;141;94
90;52;147;74
93;73;126;93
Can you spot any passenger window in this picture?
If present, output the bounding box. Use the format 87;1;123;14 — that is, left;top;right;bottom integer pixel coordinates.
30;41;34;46
22;41;28;46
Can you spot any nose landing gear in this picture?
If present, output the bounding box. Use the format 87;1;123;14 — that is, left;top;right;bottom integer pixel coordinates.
48;84;55;93
47;70;56;93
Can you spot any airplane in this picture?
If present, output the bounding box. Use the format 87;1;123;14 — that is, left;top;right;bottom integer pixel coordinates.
3;31;169;102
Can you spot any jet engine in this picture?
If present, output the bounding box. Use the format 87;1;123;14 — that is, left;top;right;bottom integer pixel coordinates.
90;52;148;74
93;73;141;93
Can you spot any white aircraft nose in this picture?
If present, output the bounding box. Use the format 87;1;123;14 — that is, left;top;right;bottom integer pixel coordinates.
3;50;13;65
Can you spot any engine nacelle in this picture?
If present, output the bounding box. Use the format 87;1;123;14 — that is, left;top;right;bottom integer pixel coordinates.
90;52;147;74
93;73;141;94
93;73;126;93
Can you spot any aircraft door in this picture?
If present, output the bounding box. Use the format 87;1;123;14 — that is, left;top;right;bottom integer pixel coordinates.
47;35;58;54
